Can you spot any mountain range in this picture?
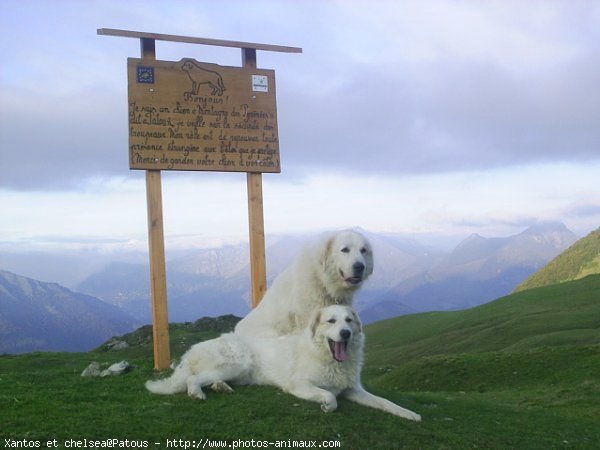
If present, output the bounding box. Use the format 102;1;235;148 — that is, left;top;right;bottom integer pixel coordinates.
360;222;578;322
0;270;137;353
0;222;584;352
49;222;579;324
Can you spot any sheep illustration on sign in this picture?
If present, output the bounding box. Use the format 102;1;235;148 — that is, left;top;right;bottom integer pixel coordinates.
181;59;226;96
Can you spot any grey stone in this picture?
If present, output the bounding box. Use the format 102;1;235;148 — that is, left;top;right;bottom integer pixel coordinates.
100;360;133;377
81;361;102;377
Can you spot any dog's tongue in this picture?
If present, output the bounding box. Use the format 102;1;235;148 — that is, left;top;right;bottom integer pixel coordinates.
333;341;347;362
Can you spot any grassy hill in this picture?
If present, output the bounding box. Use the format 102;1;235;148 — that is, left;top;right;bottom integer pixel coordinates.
515;226;600;292
1;276;599;449
364;276;599;405
366;274;600;363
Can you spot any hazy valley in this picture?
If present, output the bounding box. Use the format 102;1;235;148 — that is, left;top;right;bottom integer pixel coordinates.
1;222;585;353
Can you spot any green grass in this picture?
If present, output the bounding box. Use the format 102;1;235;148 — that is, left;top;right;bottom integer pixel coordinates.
0;352;425;449
1;277;600;449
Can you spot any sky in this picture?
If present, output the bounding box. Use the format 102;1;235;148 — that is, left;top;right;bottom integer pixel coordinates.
1;0;600;256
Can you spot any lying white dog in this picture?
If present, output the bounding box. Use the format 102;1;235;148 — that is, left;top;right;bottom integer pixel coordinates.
235;230;374;338
145;305;420;421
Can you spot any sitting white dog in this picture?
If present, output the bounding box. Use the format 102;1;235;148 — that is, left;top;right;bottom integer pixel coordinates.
235;230;374;338
146;305;420;421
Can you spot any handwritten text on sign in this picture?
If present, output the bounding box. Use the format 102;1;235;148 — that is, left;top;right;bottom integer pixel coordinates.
127;58;280;172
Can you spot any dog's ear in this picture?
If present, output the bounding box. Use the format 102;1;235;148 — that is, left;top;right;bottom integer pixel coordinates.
351;309;363;333
363;240;374;277
310;310;322;338
320;235;334;270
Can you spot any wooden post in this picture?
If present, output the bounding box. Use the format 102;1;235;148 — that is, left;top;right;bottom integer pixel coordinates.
243;48;268;307
247;172;267;307
141;37;171;370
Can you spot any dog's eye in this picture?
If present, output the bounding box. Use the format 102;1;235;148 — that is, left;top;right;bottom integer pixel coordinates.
360;247;368;254
341;247;350;253
345;318;353;323
327;318;336;324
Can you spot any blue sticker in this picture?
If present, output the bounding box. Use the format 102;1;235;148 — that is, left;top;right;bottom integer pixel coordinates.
137;66;154;84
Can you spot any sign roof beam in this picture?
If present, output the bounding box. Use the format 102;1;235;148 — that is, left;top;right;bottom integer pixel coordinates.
97;28;302;54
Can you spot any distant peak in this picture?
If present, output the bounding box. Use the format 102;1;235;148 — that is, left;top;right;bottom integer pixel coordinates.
523;221;569;234
457;233;486;246
516;222;577;249
466;233;485;240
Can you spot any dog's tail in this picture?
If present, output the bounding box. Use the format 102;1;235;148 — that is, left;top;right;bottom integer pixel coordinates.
145;365;190;395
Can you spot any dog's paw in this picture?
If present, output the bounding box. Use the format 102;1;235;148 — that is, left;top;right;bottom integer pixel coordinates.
408;412;422;422
211;380;234;394
394;409;421;422
320;393;337;413
187;386;207;400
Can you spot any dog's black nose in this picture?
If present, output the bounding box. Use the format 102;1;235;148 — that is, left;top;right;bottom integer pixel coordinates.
353;262;365;274
340;329;351;340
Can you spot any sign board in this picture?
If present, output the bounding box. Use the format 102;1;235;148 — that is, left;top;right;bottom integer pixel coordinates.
101;28;301;370
128;58;280;172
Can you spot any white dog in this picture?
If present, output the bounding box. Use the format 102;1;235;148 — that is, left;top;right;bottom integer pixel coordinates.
145;305;420;421
235;230;374;338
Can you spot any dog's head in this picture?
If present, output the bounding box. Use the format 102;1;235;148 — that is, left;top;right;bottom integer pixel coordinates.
181;60;195;71
320;230;374;293
310;305;363;363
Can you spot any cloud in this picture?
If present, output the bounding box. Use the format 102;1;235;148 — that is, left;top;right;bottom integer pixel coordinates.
0;87;132;190
1;0;600;192
279;45;600;178
564;203;600;218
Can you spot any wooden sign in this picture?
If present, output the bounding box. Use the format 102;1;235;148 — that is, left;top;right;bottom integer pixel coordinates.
101;28;301;370
128;58;280;173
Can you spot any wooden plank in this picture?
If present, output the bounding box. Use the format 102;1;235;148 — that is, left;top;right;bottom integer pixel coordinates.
140;37;155;60
247;172;267;306
242;48;257;69
141;37;171;371
146;170;171;370
145;170;171;369
243;47;268;307
98;28;302;54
